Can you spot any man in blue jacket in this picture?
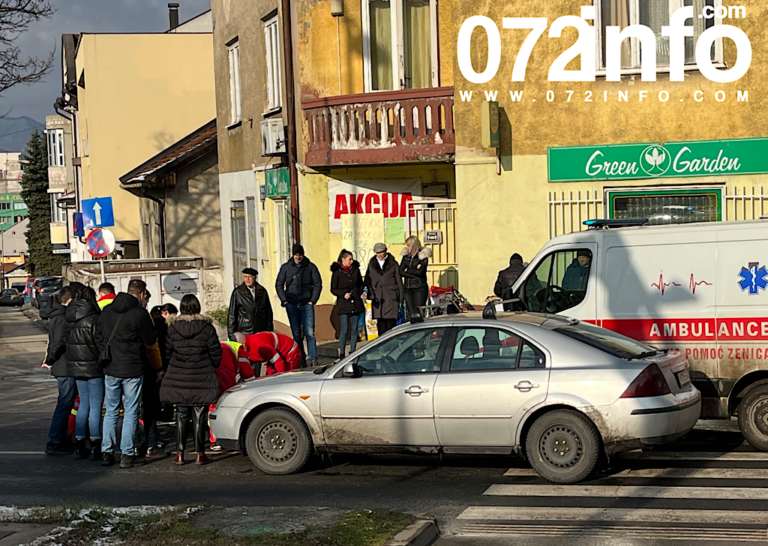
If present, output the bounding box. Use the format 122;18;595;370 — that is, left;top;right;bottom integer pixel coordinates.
275;244;322;366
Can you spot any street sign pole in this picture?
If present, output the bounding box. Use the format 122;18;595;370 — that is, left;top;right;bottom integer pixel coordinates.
100;257;106;284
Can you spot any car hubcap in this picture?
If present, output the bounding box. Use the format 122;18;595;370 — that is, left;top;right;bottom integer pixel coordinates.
539;425;583;469
257;422;297;464
748;396;768;437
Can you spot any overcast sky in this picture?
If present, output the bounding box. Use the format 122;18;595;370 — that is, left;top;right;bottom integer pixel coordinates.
0;0;212;124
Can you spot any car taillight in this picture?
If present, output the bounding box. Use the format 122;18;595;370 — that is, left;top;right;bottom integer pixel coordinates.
620;364;671;398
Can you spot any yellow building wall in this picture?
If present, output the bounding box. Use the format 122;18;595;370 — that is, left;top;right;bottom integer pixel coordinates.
76;34;216;243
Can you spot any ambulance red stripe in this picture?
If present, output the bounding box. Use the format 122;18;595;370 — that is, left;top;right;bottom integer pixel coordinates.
599;318;768;342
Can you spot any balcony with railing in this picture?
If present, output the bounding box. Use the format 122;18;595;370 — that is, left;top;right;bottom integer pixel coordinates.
303;87;454;167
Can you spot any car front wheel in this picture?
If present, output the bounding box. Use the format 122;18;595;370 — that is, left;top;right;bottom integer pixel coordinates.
525;409;601;484
738;385;768;451
245;407;312;475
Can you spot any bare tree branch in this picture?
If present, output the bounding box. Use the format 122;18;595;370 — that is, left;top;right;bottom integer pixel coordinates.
0;0;55;97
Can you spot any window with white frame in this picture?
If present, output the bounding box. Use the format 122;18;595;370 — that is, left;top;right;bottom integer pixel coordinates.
362;0;438;91
50;194;67;223
274;200;291;268
264;16;282;111
47;129;64;167
228;40;242;125
597;0;724;72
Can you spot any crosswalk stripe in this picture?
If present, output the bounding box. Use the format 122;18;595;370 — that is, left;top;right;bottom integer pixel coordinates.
457;506;768;525
619;451;768;461
484;484;768;500
504;467;768;479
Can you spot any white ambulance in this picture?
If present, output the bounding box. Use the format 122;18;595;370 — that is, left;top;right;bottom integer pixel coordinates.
509;219;768;449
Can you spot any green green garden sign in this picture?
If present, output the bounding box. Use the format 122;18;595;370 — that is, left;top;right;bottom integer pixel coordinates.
548;138;768;183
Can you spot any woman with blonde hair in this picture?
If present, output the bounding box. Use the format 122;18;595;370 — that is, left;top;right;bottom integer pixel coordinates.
399;236;432;319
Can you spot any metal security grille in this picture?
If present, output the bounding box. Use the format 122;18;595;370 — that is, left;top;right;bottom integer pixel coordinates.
547;190;604;239
407;199;458;288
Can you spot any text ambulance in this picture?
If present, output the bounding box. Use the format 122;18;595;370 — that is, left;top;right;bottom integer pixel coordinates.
509;219;768;450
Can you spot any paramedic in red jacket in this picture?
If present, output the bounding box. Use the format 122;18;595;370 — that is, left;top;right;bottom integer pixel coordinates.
243;332;303;375
209;342;255;450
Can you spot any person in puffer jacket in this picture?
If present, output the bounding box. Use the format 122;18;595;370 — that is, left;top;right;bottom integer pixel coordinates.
64;286;103;461
160;294;221;466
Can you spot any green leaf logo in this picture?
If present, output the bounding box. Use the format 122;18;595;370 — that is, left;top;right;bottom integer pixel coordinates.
640;145;671;176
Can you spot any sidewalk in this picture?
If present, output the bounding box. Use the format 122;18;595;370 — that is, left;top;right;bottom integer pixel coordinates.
0;505;438;546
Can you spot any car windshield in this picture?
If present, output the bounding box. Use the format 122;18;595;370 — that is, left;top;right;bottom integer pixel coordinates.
2;290;16;296
552;320;657;359
40;279;58;288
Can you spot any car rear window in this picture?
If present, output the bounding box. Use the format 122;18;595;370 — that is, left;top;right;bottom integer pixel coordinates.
553;321;656;359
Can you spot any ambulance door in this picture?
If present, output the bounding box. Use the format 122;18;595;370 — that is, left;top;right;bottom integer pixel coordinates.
517;244;598;321
715;225;768;417
600;232;718;416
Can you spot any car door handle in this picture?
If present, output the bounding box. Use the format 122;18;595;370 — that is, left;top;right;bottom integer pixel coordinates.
404;385;428;396
514;381;539;392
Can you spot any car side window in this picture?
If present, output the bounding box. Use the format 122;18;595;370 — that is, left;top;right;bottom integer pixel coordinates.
450;328;522;371
518;342;546;369
523;249;593;314
355;328;446;375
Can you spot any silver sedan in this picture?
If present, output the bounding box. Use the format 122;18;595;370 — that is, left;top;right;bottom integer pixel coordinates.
210;312;701;483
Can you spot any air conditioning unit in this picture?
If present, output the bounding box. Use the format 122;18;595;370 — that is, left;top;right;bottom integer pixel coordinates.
260;118;286;155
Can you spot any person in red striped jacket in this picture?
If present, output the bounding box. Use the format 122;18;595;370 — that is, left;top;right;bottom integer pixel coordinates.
242;331;303;375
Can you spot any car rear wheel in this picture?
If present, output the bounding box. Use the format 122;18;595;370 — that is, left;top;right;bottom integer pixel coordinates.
738;385;768;451
525;409;601;484
245;407;312;475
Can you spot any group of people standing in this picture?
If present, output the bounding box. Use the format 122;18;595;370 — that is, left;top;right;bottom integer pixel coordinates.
44;279;231;469
226;238;433;364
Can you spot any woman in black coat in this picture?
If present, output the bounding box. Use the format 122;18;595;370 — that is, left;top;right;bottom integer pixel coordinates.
364;242;404;336
160;294;222;466
64;286;103;461
330;249;365;359
400;236;432;319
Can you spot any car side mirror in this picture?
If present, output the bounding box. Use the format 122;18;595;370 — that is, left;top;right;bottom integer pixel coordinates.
342;362;359;378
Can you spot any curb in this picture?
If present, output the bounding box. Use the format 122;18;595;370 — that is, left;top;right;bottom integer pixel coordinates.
387;518;439;546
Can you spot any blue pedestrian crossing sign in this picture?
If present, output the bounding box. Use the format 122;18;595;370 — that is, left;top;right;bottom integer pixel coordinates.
81;197;115;228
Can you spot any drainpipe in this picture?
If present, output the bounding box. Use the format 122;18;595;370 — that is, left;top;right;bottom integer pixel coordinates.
281;0;300;244
143;192;166;259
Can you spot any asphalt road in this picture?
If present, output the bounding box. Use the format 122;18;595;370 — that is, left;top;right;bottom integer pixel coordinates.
2;306;768;545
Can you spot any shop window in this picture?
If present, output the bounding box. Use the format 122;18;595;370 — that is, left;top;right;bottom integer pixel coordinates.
597;0;724;73
231;201;247;287
608;188;721;225
264;16;282;111
522;249;593;314
362;0;437;91
228;39;242;125
274;200;292;268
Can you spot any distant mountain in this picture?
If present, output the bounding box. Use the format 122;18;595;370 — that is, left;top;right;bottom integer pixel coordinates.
0;116;44;153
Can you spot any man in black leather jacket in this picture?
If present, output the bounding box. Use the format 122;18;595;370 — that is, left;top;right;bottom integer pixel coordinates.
227;268;274;342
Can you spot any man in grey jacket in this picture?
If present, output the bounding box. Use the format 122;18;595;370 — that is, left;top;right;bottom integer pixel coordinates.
275;244;322;366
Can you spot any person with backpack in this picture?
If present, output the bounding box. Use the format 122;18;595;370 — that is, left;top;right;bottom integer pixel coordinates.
160;294;222;466
64;286;103;461
98;279;157;469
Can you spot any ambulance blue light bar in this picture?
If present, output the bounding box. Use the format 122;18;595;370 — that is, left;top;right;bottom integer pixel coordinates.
583;219;648;229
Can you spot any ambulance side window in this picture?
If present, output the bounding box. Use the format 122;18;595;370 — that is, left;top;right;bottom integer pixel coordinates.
523;249;592;314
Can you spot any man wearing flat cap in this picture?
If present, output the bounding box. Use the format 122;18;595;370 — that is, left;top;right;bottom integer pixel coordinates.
364;242;403;336
276;244;323;366
227;267;274;342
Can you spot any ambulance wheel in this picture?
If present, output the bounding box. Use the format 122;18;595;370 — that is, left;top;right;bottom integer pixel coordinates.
245;407;313;474
738;385;768;451
525;409;601;484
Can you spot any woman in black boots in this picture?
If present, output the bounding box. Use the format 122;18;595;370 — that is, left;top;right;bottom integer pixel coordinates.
330;249;365;359
65;286;103;461
160;295;222;465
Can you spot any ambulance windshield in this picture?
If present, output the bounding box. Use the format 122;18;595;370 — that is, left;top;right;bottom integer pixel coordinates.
553;320;657;360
